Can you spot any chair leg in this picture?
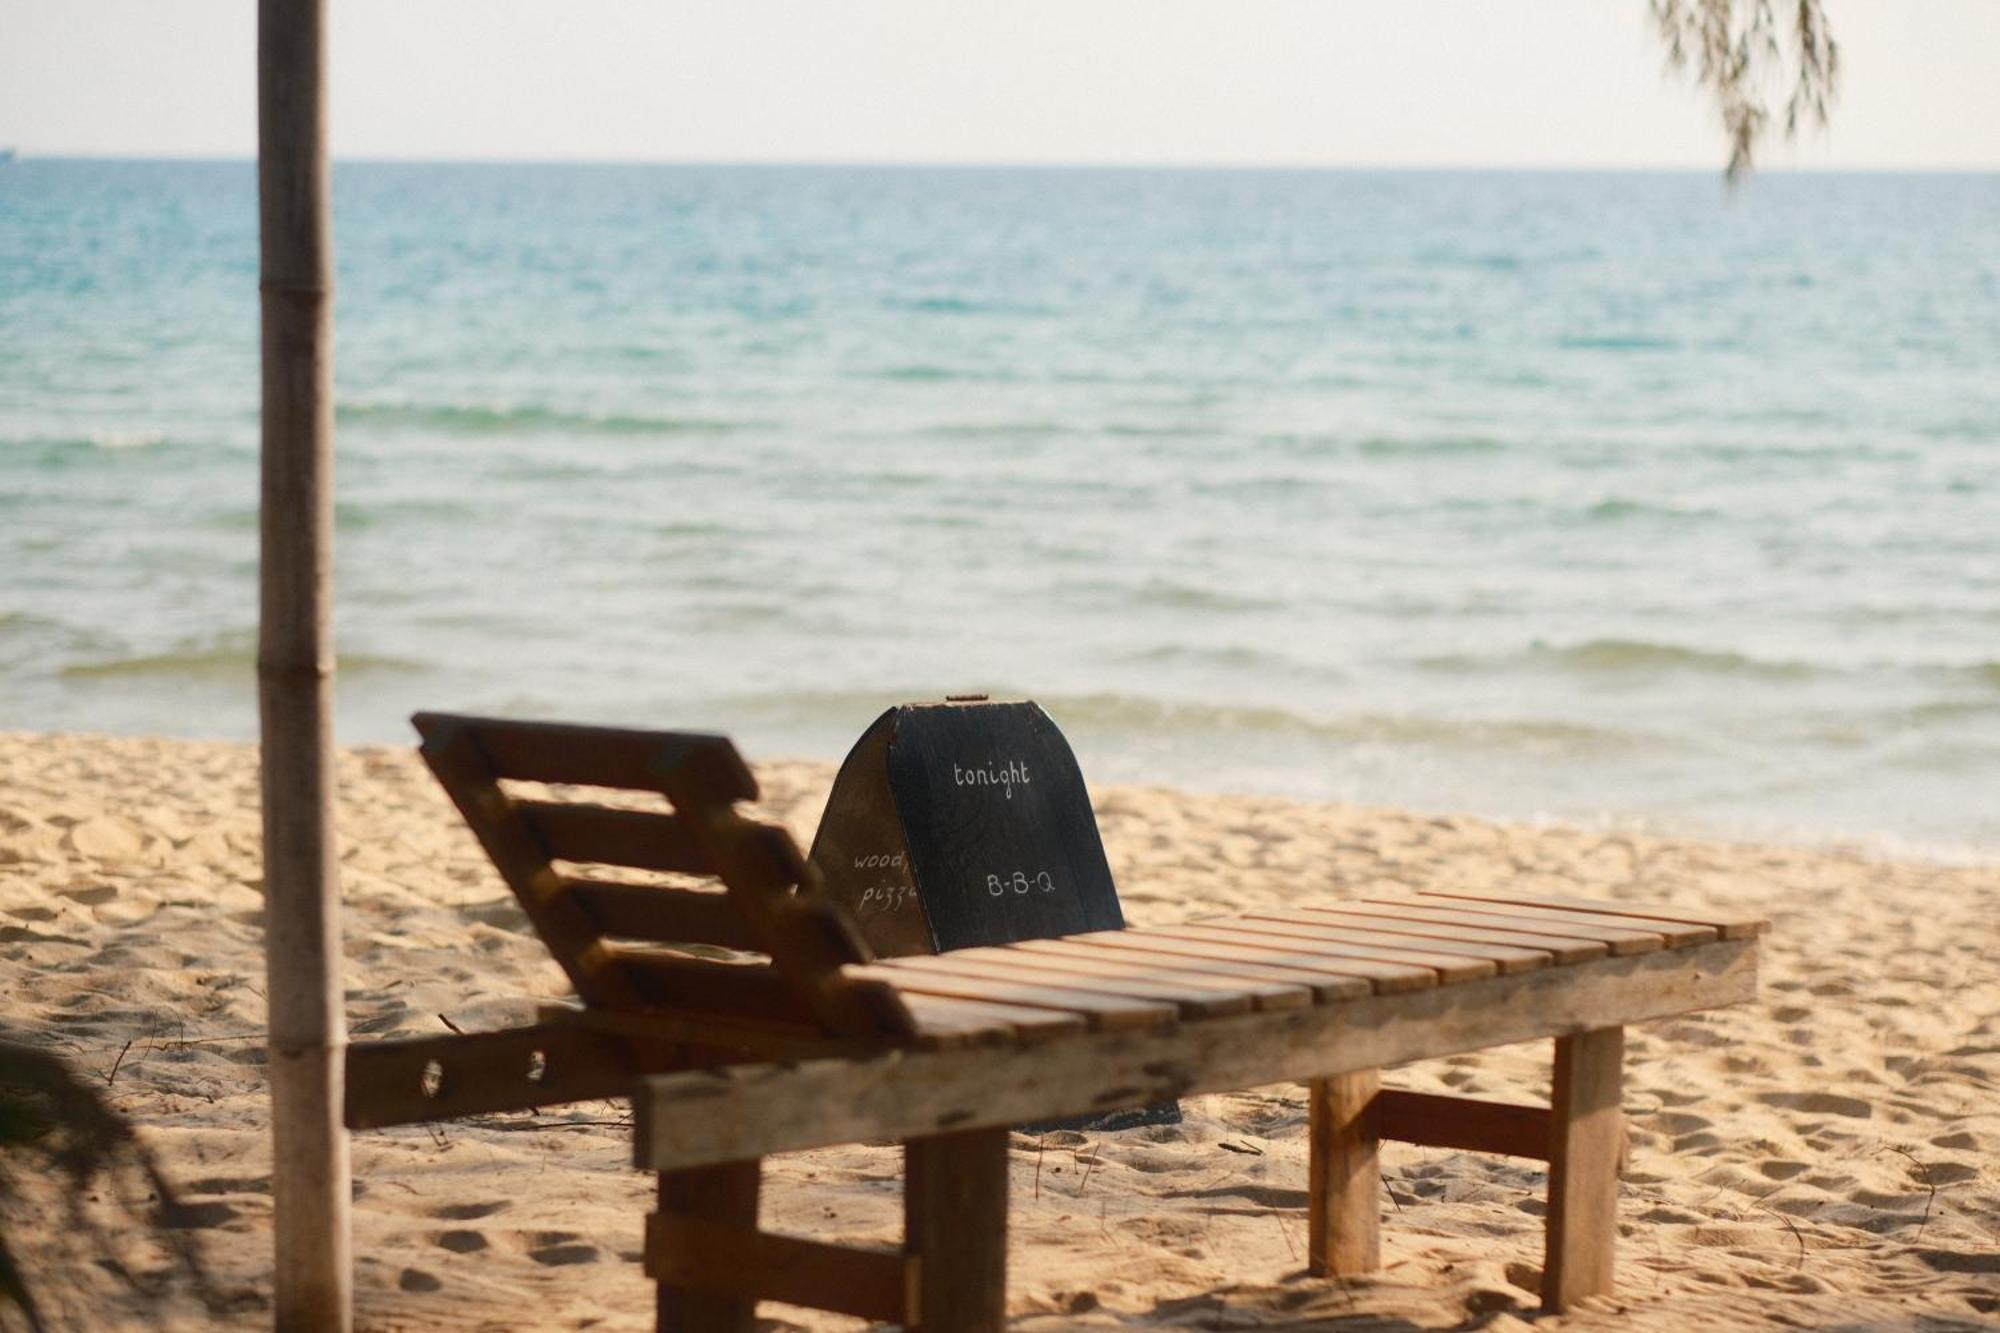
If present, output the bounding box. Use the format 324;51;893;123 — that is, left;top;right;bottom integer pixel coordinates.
1544;1026;1624;1311
906;1127;1010;1333
1308;1069;1382;1277
654;1159;762;1333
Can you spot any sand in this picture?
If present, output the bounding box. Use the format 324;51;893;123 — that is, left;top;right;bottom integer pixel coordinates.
0;730;1994;1331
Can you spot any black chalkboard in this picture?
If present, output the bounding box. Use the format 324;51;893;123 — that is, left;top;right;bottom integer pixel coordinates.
809;699;1124;954
809;698;1176;1132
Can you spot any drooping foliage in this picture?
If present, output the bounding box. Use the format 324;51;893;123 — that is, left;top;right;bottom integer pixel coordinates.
1652;0;1840;179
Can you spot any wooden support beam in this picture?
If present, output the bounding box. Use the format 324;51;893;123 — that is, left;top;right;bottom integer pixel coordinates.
1543;1026;1624;1311
644;1215;918;1326
907;1128;1009;1333
656;1160;762;1333
636;940;1755;1171
1375;1088;1551;1160
257;0;348;1325
343;1024;641;1130
1308;1070;1380;1276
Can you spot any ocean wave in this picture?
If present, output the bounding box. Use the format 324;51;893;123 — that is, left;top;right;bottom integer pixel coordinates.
0;429;174;452
706;687;1636;754
1;432;217;462
1055;578;1280;613
86;429;167;450
1579;497;1723;522
1361;434;1510;457
1898;697;2000;724
1033;693;1633;752
924;420;1068;439
335;400;765;436
885;295;1056;317
1958;661;2000;691
1419;638;1821;680
1557;333;1679;352
870;364;974;382
61;642;425;682
1102;423;1213;439
1116;643;1301;673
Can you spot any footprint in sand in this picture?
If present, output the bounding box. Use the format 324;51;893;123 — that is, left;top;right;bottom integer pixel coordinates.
162;1200;240;1229
433;1200;510;1221
435;1230;488;1254
1182;1183;1309;1209
64;816;152;862
398;1268;443;1292
1648;1110;1713;1135
529;1243;601;1266
183;1175;271;1196
57;883;119;906
1917;1248;2000;1274
1756;1090;1873;1119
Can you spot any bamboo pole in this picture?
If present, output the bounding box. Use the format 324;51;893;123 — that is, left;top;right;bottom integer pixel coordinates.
258;0;351;1327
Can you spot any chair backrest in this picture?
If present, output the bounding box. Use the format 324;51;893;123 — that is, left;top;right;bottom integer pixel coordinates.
411;712;916;1042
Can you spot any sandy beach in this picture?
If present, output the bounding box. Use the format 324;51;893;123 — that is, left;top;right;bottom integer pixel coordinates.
1;729;1994;1330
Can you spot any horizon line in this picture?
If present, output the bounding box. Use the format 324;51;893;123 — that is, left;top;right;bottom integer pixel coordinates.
11;151;2000;176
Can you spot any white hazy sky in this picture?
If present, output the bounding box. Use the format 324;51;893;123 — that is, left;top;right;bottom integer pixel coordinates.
4;0;1996;168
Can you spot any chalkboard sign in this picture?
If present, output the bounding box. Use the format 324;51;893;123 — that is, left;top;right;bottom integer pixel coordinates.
809;698;1125;955
809;698;1176;1132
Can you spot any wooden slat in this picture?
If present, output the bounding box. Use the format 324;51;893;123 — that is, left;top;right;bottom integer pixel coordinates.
635;937;1760;1170
1293;904;1610;965
1056;928;1400;992
1410;897;1699;949
857;961;1178;1032
344;1025;638;1130
883;951;1262;1018
1156;921;1501;983
896;992;1092;1044
1350;899;1655;957
992;932;1320;1008
1240;911;1553;975
1376;1088;1550;1160
565;878;757;950
419;721;640;1007
1420;890;1749;942
645;1215;917;1326
518;800;712;874
415;712;758;802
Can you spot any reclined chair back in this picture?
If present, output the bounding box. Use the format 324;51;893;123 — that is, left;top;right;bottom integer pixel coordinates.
412;712;915;1042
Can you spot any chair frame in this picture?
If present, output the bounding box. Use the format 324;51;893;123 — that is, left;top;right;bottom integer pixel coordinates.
342;713;1765;1332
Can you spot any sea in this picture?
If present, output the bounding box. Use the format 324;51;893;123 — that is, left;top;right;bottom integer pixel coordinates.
2;160;1996;854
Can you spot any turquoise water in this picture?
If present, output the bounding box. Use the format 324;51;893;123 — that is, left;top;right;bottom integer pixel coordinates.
3;160;1997;850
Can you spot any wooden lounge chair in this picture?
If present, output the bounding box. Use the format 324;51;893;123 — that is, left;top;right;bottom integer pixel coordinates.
344;714;1767;1332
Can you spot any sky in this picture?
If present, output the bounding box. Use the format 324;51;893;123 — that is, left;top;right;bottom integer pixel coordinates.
3;0;1996;169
